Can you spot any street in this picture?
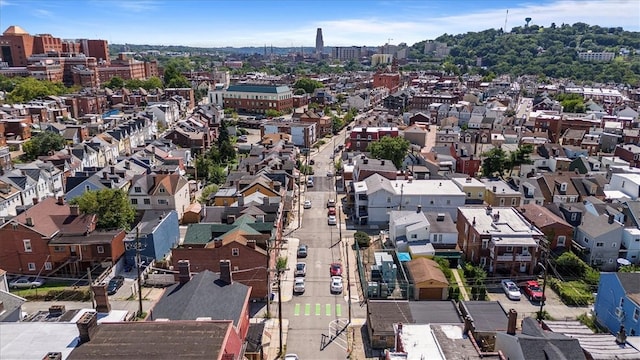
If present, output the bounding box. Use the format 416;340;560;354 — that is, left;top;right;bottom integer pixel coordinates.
282;127;366;359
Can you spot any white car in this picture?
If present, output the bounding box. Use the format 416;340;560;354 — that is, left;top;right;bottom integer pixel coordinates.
330;276;343;294
328;215;337;225
303;200;312;209
284;355;299;360
10;276;45;289
294;262;307;277
293;277;305;294
501;279;521;300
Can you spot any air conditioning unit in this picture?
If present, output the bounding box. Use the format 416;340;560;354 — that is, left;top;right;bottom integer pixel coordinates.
615;307;625;320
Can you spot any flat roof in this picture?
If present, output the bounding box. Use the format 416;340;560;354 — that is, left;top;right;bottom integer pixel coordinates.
0;323;80;359
388;179;465;196
461;301;507;332
459;206;543;237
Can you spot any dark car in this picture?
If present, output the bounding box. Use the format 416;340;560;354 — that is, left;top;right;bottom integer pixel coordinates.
107;276;125;295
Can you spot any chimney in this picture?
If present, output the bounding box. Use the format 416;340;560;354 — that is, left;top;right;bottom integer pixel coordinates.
395;323;405;353
220;259;232;284
237;194;244;207
110;166;115;175
507;309;517;335
247;240;256;249
416;205;422;213
57;196;64;205
124;161;130;170
381;160;385;166
213;238;223;248
177;260;192;284
273;181;281;193
76;311;98;344
32;197;39;205
363;158;368;164
70;205;80;216
42;353;62;360
102;171;108;180
49;305;65;316
91;283;111;313
608;214;615;224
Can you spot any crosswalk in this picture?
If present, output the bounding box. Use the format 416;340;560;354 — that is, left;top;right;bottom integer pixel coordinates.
293;303;342;317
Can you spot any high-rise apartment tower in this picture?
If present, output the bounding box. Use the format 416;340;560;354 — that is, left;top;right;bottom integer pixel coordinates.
315;28;324;56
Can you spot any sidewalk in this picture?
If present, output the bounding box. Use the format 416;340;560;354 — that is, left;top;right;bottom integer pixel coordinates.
275;237;299;303
252;317;289;360
452;269;470;301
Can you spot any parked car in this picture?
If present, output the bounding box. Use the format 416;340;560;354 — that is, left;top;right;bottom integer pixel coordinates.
297;244;308;258
293;277;305;294
522;280;546;302
307;178;314;187
327;207;336;216
284;354;299;360
295;262;307;277
107;276;125;295
327;199;336;208
330;276;343;294
501;279;521;300
10;276;45;289
330;263;343;276
303;200;312;209
327;215;337;225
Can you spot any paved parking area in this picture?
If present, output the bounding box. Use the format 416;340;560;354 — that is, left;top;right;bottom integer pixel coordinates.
487;286;590;326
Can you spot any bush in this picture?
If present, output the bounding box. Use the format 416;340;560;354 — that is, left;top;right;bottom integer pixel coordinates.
434;257;453;280
549;279;594;306
23;289;92;302
354;231;370;248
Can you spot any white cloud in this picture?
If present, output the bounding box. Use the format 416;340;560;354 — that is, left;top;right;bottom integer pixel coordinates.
112;0;158;12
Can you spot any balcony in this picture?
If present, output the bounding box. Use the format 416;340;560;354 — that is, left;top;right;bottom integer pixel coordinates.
495;253;532;262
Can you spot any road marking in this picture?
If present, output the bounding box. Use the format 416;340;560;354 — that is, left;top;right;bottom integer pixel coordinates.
336;304;342;317
294;304;300;316
315;303;321;316
326;304;331;316
305;303;310;316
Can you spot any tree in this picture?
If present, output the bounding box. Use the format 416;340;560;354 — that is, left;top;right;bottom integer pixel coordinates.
22;131;66;161
507;144;534;176
293;77;323;94
163;63;190;88
103;76;125;89
143;76;163;90
265;109;283;118
354;231;371;248
367;136;410;169
69;188;135;230
331;115;345;134
198;184;219;204
6;77;68;103
481;146;508;178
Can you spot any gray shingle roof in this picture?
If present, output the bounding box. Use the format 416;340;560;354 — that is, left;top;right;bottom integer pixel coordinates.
152;270;250;325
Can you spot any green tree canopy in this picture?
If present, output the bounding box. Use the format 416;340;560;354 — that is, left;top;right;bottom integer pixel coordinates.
163;63;191;88
69;188;136;230
5;77;69;103
293;77;323;94
367;136;410;169
507;144;534;176
103;76;125;89
22;131;66;161
481;146;509;177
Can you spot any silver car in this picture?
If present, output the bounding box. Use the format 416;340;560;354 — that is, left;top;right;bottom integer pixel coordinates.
293;277;305;294
295;262;307;277
10;276;45;289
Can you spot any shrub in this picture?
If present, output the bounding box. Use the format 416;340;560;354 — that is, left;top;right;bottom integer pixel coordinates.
549;279;594;306
434;257;453;280
354;231;370;248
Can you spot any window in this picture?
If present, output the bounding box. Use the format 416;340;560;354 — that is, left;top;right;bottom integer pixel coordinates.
571;213;577;221
23;239;32;252
159;187;165;193
97;246;104;254
500;198;505;206
482;239;488;249
158;199;168;205
232;248;239;256
446;200;451;205
584;237;589;243
433;234;438;241
12;223;18;230
134;186;141;193
634;308;639;322
54;246;65;252
612;243;617;248
387;197;391;203
620;298;625;307
144;198;150;205
480;257;487;267
45;262;52;270
28;262;36;271
596;242;604;247
131;199;138;205
410;234;417;239
506;246;513;252
511;198;517;206
557;236;566;246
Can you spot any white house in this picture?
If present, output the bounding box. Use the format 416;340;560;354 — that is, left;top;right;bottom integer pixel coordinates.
606;173;640;200
621;228;640;265
353;174;466;225
146;102;180;129
389;210;430;245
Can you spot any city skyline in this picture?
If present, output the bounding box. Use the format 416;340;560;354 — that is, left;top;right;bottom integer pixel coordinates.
1;0;639;48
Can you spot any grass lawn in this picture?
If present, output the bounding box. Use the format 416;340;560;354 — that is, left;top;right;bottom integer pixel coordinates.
12;283;88;299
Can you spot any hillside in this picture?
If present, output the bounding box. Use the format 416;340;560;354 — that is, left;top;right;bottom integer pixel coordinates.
415;22;640;85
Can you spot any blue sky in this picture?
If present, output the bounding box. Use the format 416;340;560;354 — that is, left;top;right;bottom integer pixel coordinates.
1;0;639;47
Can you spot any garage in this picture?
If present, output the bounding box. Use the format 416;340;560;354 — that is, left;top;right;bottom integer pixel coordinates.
406;257;449;301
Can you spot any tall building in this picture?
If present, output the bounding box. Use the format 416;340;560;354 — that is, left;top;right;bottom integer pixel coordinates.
315;28;324;56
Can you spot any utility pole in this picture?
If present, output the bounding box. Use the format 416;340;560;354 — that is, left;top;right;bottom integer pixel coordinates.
537;243;549;322
135;226;143;318
343;209;352;324
87;267;94;309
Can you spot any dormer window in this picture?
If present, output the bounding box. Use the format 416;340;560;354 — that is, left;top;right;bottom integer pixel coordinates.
134;186;141;193
560;183;567;192
159;187;166;193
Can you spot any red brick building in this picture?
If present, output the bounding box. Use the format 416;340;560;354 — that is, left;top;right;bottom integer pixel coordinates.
373;72;401;93
347;126;399;151
224;84;293;114
0;25;35;67
519;204;573;251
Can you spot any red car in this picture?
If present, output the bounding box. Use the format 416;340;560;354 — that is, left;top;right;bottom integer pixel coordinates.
327;207;336;216
330;263;342;276
522;280;546;302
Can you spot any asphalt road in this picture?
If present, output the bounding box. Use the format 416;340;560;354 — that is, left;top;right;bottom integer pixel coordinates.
282;130;365;359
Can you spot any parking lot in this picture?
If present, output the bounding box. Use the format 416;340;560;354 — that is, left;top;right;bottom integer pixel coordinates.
487;285;591;325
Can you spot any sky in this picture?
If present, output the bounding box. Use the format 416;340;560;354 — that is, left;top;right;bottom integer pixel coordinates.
1;0;639;48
